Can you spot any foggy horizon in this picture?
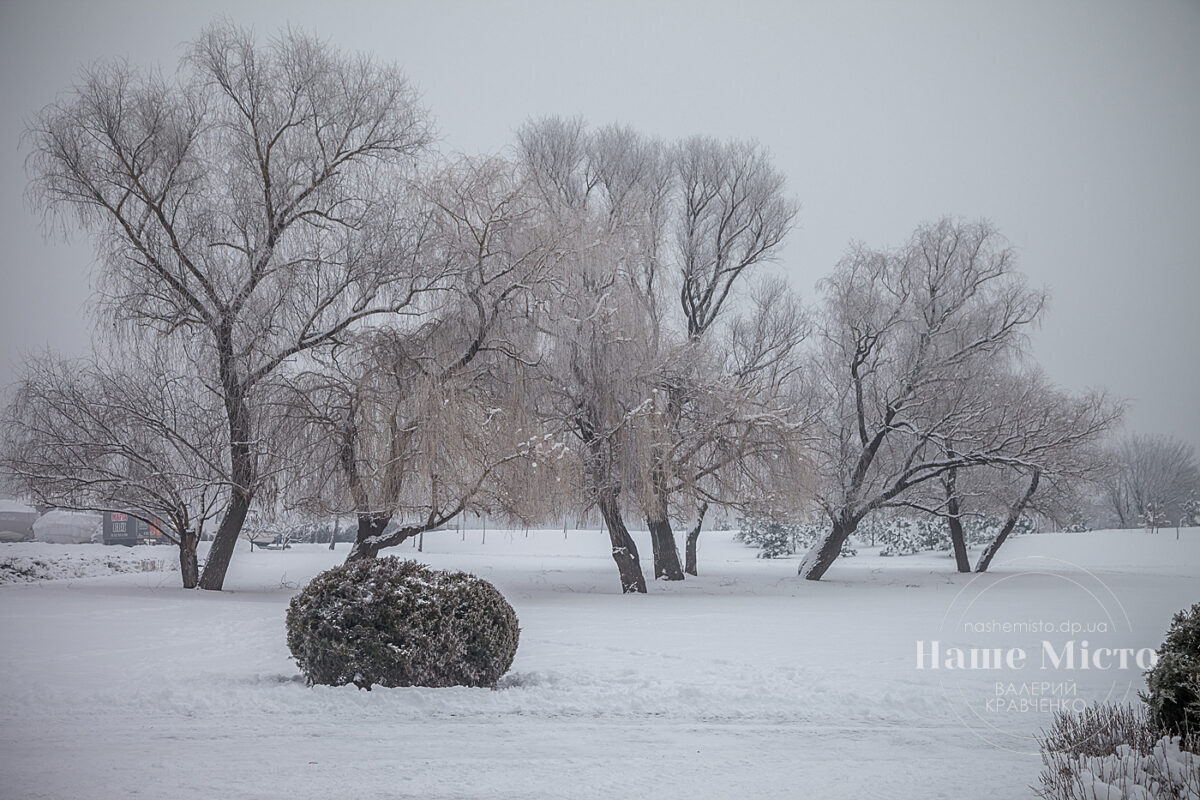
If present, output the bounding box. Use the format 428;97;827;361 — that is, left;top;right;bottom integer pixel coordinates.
1;0;1197;451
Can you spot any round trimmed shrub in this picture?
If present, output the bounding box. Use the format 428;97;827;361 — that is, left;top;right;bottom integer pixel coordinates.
1143;602;1200;747
286;557;519;690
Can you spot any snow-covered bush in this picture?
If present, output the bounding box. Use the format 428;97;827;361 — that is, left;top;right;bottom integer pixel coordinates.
1037;735;1199;800
875;513;1034;556
1144;603;1200;747
1184;498;1200;527
1039;703;1159;759
1142;506;1172;533
1036;703;1199;799
736;518;855;559
1062;510;1091;533
1036;701;1200;799
878;517;945;556
735;518;797;559
966;513;1035;545
286;558;520;690
836;535;858;558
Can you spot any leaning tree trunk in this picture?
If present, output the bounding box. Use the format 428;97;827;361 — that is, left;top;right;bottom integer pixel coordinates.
598;489;647;593
799;515;858;581
178;529;200;589
198;486;251;590
345;512;394;562
684;501;709;576
943;468;971;573
975;469;1041;573
199;334;254;591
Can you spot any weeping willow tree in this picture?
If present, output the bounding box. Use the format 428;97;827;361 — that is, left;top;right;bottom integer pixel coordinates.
517;117;804;590
280;156;557;560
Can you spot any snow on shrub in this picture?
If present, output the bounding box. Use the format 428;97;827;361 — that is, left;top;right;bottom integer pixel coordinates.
735;518;856;559
873;514;1034;556
878;517;945;556
735;518;797;559
1036;703;1200;799
1062;511;1091;533
1037;735;1199;800
1039;703;1159;759
286;557;520;690
1143;603;1200;747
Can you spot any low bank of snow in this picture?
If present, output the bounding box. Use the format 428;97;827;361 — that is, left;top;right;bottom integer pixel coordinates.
0;527;1195;799
0;542;177;584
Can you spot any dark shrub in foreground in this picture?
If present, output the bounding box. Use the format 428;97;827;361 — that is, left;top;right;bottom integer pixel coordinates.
286;558;519;689
1144;603;1200;747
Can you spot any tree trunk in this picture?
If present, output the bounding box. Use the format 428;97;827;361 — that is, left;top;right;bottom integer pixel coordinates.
646;498;685;581
684;501;709;576
946;512;970;573
975;469;1041;573
597;489;647;593
198;488;251;590
943;468;971;573
198;329;254;591
345;512;393;562
799;516;857;581
179;529;199;589
643;443;685;581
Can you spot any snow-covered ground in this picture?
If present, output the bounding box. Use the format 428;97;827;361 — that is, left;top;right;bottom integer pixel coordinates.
0;527;1196;799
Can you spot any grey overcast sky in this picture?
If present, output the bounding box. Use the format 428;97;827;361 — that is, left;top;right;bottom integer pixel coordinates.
1;0;1197;448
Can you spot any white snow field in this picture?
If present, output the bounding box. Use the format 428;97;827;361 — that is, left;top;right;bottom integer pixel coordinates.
1;527;1196;799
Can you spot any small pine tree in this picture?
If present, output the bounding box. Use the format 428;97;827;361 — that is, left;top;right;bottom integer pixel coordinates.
1183;497;1199;527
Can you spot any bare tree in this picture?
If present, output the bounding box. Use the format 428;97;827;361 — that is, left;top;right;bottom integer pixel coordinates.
281;156;555;561
973;380;1119;571
798;218;1045;581
25;23;436;590
674;137;798;339
1;347;227;587
1103;434;1199;529
672;276;811;575
284;335;539;561
532;232;657;592
518;118;801;586
637;138;799;580
517;118;664;592
902;370;1122;572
